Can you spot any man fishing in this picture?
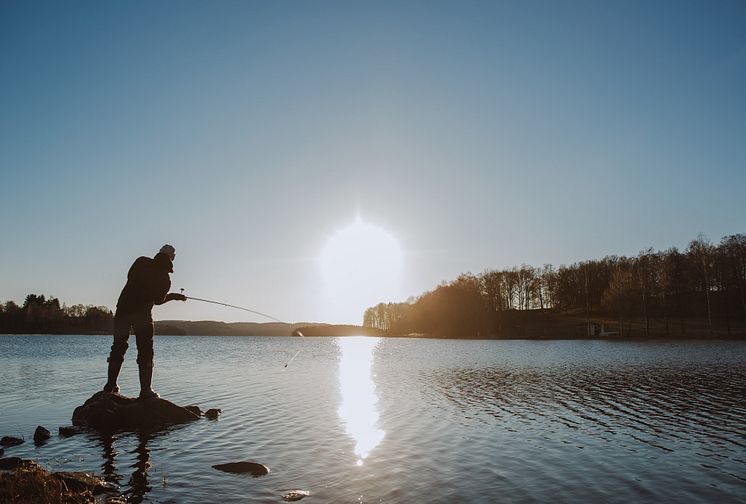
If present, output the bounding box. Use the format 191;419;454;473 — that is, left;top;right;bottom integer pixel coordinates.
103;244;186;399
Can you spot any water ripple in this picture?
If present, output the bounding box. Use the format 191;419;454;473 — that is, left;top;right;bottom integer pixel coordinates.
1;336;746;503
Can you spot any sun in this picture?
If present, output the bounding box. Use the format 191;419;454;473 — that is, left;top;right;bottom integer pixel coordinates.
320;218;404;323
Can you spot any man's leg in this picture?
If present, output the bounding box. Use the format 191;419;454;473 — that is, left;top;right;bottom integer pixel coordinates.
133;311;158;399
104;312;130;393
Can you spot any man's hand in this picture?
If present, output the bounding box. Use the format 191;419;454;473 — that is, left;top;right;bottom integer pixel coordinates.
166;293;187;302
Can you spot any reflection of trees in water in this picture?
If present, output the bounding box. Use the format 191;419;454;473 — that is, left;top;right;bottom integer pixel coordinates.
97;429;160;504
426;364;746;458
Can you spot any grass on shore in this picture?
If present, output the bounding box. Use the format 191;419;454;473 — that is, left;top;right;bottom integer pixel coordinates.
0;461;122;504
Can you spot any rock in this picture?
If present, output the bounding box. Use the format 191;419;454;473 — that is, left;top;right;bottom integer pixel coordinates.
58;426;86;437
184;405;202;416
283;489;310;501
0;436;23;447
0;457;24;470
205;408;222;420
34;426;51;444
52;471;117;494
212;461;270;476
72;391;199;431
0;447;3;457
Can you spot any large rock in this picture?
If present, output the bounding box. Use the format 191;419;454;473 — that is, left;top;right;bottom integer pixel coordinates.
72;391;199;431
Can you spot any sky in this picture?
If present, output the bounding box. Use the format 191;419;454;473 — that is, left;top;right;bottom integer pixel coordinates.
1;0;745;324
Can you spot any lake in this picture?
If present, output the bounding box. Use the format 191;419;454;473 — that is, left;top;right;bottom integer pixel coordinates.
1;336;745;503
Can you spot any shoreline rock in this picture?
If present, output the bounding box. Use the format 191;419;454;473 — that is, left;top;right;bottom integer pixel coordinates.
72;391;200;431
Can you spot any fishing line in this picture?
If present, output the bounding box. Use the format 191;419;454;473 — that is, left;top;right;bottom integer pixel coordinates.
180;290;305;368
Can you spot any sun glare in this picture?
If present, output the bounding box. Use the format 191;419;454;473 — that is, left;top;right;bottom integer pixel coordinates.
320;218;403;323
337;337;384;465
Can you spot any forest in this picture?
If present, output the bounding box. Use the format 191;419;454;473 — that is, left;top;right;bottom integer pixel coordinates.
363;233;746;339
3;233;745;339
0;294;113;334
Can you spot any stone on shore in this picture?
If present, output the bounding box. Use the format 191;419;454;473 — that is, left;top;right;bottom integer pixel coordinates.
212;461;270;476
72;391;200;431
33;426;51;444
54;471;117;494
0;457;24;470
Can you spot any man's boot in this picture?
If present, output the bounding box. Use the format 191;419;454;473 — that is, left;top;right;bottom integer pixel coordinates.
103;357;123;394
138;363;159;400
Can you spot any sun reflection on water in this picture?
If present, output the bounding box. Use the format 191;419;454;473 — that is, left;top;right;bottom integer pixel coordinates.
337;337;385;466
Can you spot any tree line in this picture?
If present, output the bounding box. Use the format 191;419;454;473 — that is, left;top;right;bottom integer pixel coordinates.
363;233;746;338
0;294;113;334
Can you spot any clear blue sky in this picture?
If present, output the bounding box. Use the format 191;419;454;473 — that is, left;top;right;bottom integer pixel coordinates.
1;0;744;324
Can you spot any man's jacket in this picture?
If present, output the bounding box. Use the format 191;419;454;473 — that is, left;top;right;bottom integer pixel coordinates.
116;253;173;315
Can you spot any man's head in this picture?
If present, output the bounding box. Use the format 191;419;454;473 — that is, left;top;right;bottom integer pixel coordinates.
159;244;176;261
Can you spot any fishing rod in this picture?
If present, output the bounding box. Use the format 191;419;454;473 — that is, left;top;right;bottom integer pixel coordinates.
180;290;304;367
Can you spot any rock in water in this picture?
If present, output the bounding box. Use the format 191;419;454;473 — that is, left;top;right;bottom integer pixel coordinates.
212;461;270;476
205;408;222;420
72;391;199;431
184;405;202;417
283;489;310;501
58;426;86;437
0;436;24;447
34;426;51;444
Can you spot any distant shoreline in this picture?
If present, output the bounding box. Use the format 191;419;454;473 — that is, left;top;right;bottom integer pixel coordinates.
1;314;745;340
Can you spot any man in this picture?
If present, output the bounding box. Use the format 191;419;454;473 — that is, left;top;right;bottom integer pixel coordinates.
103;244;186;399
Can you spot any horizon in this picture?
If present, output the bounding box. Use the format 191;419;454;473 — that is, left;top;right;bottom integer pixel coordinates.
2;1;745;324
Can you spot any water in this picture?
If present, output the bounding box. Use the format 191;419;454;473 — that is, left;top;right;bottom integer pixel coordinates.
1;336;745;503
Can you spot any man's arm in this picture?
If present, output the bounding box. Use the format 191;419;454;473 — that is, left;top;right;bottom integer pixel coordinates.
162;293;187;303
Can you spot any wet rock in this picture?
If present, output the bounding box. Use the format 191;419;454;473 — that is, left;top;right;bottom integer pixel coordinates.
34;426;51;444
283;489;310;501
72;391;199;431
184;405;202;416
0;436;23;447
205;408;222;420
53;471;117;494
58;425;86;437
0;457;24;470
212;461;269;476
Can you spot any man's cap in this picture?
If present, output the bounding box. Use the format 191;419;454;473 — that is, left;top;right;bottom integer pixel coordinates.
159;244;176;260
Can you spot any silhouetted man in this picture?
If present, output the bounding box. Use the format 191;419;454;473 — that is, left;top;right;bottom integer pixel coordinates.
103;244;186;399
